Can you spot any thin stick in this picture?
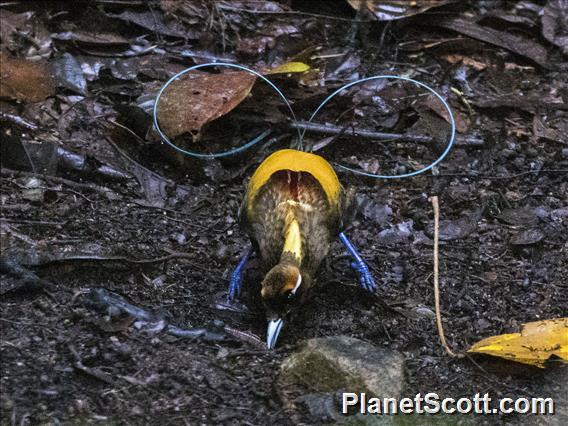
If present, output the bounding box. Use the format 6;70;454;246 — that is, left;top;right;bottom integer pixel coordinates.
430;195;463;358
1;168;118;198
289;121;485;146
293;120;431;142
237;116;485;146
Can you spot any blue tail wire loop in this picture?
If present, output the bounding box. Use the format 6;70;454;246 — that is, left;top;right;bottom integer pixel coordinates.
153;68;456;176
153;67;456;302
306;75;456;180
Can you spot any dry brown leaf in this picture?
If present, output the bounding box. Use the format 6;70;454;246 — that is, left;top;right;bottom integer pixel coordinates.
52;31;130;47
441;54;534;71
156;70;256;141
419;93;469;133
468;318;568;368
542;0;568;54
0;51;56;102
442;54;488;70
0;10;35;51
436;17;548;67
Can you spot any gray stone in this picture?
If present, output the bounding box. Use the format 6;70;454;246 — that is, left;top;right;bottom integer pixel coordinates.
279;336;405;396
277;336;405;424
296;393;337;422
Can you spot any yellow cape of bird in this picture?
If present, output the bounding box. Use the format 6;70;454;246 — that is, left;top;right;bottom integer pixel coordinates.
245;149;341;213
240;149;352;348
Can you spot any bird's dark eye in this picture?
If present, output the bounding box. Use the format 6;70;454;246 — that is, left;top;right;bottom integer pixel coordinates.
285;289;294;300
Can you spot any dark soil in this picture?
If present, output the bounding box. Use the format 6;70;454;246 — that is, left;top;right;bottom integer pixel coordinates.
1;1;567;425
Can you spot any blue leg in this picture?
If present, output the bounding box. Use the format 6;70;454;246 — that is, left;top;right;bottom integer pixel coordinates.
227;249;251;303
339;232;377;293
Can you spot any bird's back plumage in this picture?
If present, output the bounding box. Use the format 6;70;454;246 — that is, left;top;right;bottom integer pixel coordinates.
239;149;358;348
246;169;337;277
242;150;345;275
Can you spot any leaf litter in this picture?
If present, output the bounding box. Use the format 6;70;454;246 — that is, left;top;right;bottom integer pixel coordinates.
0;0;567;424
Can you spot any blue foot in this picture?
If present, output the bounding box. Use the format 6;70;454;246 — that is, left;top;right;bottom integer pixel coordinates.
227;250;251;303
350;260;377;292
339;232;377;293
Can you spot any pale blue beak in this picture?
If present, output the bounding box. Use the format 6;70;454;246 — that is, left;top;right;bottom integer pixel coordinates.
266;318;284;349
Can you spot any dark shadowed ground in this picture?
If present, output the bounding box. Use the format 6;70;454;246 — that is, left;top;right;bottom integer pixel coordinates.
1;1;567;425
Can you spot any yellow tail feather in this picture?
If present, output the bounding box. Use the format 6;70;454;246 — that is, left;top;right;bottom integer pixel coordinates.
282;209;302;263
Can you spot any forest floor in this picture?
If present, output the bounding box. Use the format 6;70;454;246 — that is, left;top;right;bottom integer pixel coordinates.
1;1;567;425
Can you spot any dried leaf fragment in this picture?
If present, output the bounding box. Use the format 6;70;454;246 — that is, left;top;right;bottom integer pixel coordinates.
436;18;548;67
510;228;545;246
442;54;488;71
542;0;568;54
0;51;55;102
468;318;568;368
52;31;130;47
156;70;256;141
108;10;194;39
347;0;451;21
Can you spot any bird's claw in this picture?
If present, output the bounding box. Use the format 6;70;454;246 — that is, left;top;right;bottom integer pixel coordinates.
227;270;242;303
350;260;377;293
339;232;377;293
226;251;251;304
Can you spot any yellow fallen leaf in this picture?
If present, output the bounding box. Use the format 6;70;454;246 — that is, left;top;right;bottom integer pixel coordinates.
265;62;310;75
468;318;568;368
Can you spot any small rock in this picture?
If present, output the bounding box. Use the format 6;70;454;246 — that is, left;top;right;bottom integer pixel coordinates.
131;405;144;416
413;306;436;319
171;232;186;245
296;393;337;421
74;399;89;413
476;318;491;331
21;188;44;202
277;336;405;423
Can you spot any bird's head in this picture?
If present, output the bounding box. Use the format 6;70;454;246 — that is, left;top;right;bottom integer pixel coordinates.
260;263;304;349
